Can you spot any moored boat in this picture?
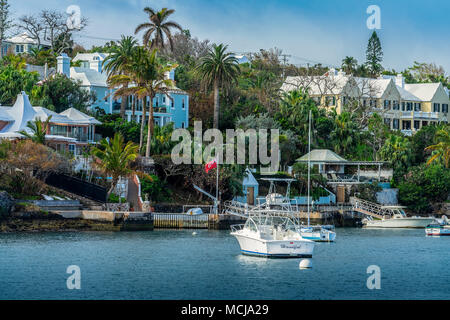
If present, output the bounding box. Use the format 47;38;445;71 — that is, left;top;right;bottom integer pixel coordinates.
300;225;336;242
230;214;315;258
425;224;450;236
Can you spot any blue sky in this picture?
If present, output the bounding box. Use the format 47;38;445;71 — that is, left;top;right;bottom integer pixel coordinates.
14;0;450;72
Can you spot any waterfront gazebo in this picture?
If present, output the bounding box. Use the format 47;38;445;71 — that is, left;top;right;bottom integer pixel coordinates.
296;149;388;183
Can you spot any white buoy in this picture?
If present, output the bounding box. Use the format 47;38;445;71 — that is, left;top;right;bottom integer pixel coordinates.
192;232;197;236
299;259;312;269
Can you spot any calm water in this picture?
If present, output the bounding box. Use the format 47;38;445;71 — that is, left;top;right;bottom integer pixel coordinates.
0;228;449;300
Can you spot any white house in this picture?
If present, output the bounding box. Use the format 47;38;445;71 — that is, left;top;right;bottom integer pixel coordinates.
0;92;101;155
2;32;51;56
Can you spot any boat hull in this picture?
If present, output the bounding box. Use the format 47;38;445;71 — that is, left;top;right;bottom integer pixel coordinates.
300;230;336;242
231;233;314;258
363;217;436;228
425;227;450;236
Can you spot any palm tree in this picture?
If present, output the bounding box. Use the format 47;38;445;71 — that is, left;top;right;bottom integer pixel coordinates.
108;48;177;157
341;56;358;75
425;125;450;168
196;43;240;129
135;7;183;51
103;36;138;119
108;46;149;150
330;112;359;156
380;134;412;168
19;116;52;145
91;133;139;202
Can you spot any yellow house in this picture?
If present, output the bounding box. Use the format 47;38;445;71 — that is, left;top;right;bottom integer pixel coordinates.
282;70;360;114
281;70;449;135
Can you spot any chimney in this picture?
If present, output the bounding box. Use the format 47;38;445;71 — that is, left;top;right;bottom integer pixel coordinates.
395;74;404;88
164;67;176;81
57;53;71;77
90;60;102;73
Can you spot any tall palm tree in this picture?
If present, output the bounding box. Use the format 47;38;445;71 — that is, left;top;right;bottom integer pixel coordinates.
103;36;138;119
196;43;240;129
91;133;139;202
425;125;450;168
108;48;176;157
108;46;149;150
135;7;183;51
19;116;52;145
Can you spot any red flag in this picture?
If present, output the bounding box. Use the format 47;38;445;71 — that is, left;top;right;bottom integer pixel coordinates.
205;159;217;173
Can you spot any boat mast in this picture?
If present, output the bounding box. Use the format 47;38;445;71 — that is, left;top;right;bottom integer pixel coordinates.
216;159;219;214
307;110;311;227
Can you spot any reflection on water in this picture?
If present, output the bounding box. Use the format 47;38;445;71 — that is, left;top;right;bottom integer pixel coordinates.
0;228;449;300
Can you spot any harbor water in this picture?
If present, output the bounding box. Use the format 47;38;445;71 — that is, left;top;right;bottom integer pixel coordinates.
0;228;449;300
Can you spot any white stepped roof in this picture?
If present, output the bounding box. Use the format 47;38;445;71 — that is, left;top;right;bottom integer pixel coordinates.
60;107;101;125
396;85;422;102
281;75;351;95
0;92;101;136
297;149;348;163
404;83;441;101
70;67;108;87
243;168;258;186
72;53;108;62
4;92;37;132
5;32;51;46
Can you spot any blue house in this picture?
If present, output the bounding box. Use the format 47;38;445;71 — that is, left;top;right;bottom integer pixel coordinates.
57;53;189;129
124;69;190;128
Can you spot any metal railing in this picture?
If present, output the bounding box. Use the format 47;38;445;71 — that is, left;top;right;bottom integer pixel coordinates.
350;197;393;219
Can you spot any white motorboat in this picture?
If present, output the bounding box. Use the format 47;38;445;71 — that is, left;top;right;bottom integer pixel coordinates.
299;225;336;242
425;216;450;236
425;224;450;236
230;214;315;258
352;198;437;229
362;207;436;228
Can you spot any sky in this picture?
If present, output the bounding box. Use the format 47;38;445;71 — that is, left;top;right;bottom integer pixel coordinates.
12;0;450;72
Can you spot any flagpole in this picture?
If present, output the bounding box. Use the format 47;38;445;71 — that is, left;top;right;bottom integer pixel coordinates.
216;160;219;214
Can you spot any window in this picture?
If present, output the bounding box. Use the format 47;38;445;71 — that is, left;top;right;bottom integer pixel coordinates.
68;144;76;154
181;122;185;128
406;102;412;111
442;104;449;113
414;121;420;130
15;45;24;53
402;120;411;130
393;101;399;110
414;103;421;111
182;98;185;109
384;118;391;128
393;119;399;130
171;99;174;109
384;100;390;108
433;103;440;112
401;102;405;111
163;96;166;104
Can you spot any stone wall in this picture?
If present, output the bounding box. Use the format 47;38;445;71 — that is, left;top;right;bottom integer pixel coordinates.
0;191;14;217
105;203;130;212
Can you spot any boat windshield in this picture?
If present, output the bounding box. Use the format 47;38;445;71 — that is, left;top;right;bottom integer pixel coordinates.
250;215;297;232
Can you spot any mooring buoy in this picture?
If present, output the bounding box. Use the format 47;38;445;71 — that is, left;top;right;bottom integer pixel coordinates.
299;259;312;269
